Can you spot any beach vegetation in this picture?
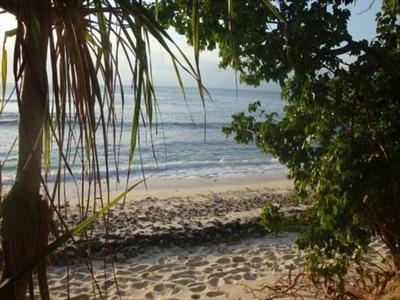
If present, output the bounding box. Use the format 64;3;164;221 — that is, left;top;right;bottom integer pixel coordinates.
260;203;285;234
159;0;400;292
0;1;202;299
260;203;308;234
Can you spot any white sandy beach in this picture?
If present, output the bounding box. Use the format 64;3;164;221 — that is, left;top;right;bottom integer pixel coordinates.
46;233;311;300
42;174;307;299
39;174;389;299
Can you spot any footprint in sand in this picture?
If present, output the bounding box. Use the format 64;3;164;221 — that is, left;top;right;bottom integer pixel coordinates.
224;274;242;281
250;262;263;270
130;264;149;272
235;266;250;273
70;294;91;300
172;265;187;272
115;283;128;291
223;278;233;284
131;281;148;289
264;253;276;260
146;274;163;281
48;278;60;286
101;280;115;290
208;277;219;288
144;292;154;300
263;261;273;268
56;292;68;298
208;271;229;279
115;275;131;284
147;265;163;272
153;283;165;292
169;270;197;280
206;291;224;298
243;273;257;280
189;284;206;292
250;256;264;263
188;282;202;287
115;269;131;276
185;260;209;267
191;294;201;299
159;263;179;273
282;254;295;260
172;287;182;295
171;278;195;286
73;286;90;294
232;256;246;263
109;291;126;300
72;272;88;281
215;257;230;265
57;275;70;285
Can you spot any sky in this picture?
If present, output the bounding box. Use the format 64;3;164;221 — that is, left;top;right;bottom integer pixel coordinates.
0;0;381;91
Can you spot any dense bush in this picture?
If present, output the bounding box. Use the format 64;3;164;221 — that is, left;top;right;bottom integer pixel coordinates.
159;0;400;286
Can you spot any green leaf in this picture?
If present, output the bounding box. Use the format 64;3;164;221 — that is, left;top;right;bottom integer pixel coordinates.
1;47;6;101
1;28;16;102
192;0;206;139
129;69;143;163
172;58;196;123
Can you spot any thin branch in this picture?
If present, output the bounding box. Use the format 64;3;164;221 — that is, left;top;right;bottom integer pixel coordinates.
357;0;376;15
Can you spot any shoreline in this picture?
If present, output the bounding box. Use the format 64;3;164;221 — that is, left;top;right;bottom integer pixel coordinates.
53;173;296;264
125;170;290;198
64;169;291;204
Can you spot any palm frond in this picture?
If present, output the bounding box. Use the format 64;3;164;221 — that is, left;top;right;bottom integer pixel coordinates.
0;1;204;295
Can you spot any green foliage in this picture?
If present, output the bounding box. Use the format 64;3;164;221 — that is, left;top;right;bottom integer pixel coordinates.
260;203;309;234
260;203;285;233
224;0;400;284
157;0;359;85
160;0;400;288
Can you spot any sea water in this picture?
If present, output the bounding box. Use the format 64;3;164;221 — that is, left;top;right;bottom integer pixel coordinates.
0;86;285;189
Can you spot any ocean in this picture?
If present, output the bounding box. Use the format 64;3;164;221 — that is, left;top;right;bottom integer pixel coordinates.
0;86;285;189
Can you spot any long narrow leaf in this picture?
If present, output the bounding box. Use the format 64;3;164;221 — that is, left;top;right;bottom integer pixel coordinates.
1;47;6;100
1;28;16;102
172;58;195;125
191;0;206;141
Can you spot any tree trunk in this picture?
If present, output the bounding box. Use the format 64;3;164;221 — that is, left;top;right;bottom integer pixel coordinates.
1;2;52;299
